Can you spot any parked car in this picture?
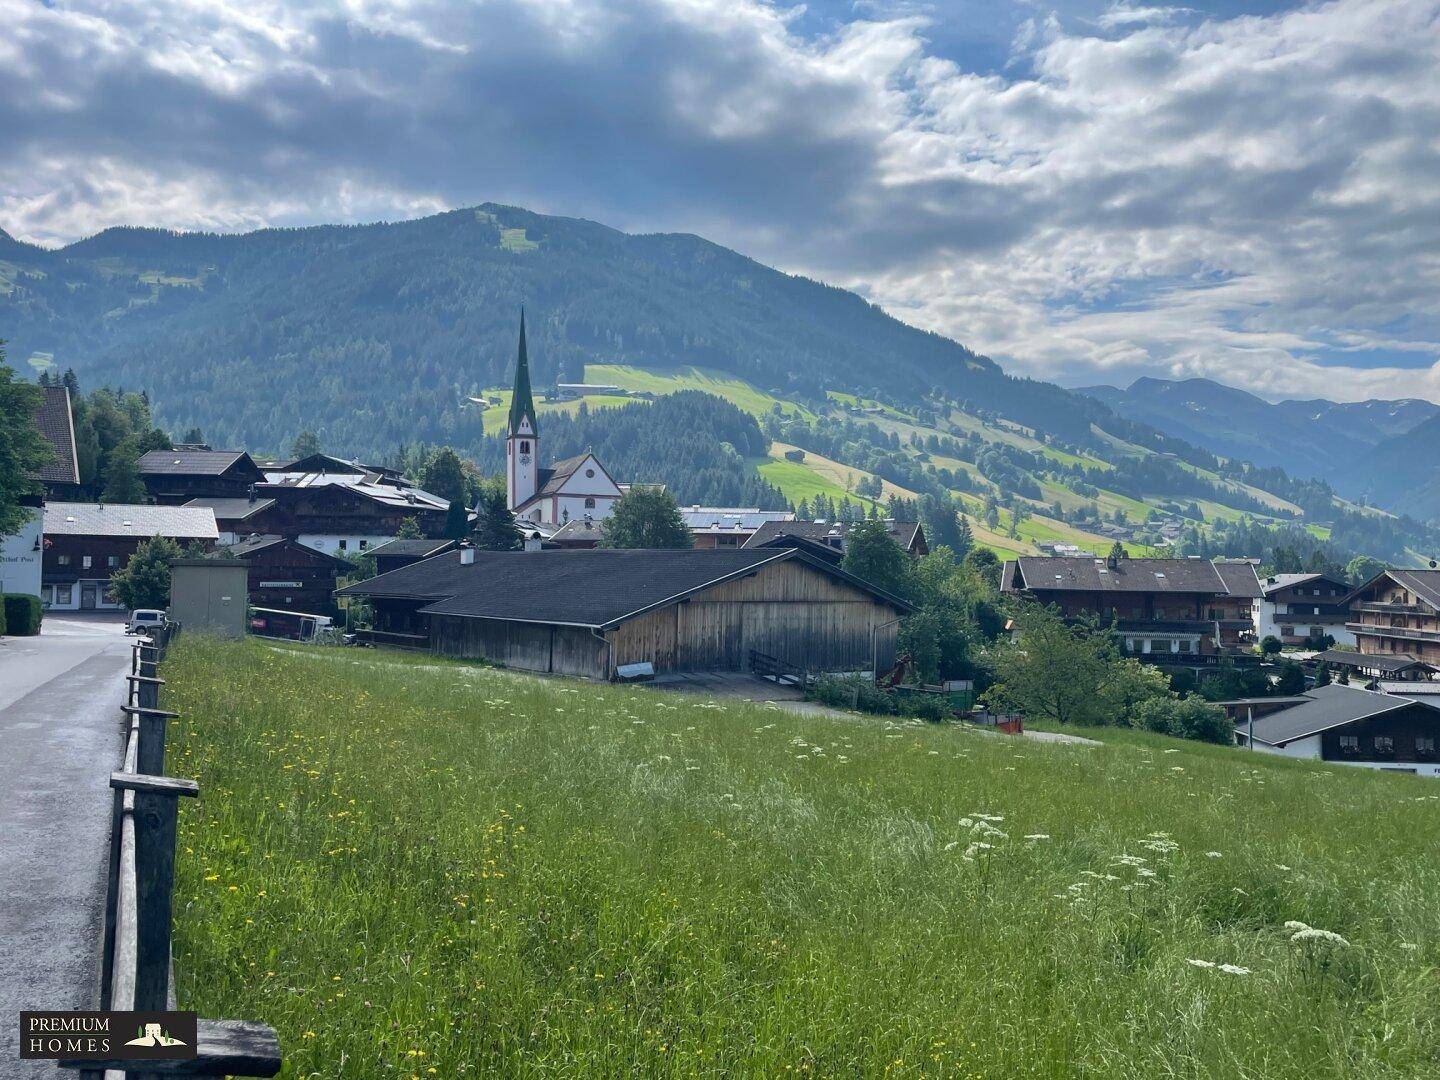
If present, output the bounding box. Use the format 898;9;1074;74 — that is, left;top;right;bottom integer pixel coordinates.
126;609;168;635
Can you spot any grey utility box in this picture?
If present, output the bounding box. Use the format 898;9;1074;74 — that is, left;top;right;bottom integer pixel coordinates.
169;559;250;639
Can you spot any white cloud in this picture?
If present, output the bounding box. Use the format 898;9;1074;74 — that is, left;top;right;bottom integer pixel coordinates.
1;0;1438;402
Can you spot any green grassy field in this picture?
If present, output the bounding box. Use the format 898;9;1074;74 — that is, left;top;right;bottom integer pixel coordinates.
167;639;1440;1079
754;456;879;511
588;364;814;420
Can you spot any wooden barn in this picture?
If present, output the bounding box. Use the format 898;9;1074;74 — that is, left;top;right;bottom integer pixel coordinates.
337;548;911;680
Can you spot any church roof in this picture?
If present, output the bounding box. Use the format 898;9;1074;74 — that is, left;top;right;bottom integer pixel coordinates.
508;309;538;435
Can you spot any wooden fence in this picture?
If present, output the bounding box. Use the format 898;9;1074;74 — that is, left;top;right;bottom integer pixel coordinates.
61;623;281;1079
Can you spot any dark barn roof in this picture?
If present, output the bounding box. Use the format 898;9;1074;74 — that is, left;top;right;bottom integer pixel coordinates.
339;548;911;629
33;385;80;485
138;449;260;477
1008;556;1227;594
228;534;344;564
1238;683;1432;747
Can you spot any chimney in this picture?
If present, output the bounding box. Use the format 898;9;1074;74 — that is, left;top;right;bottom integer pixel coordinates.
459;541;475;566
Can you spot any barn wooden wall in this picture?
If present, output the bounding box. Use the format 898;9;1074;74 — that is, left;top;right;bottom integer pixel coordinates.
609;560;899;675
430;616;607;679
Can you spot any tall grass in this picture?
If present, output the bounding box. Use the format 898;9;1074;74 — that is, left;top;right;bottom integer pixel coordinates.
166;639;1440;1078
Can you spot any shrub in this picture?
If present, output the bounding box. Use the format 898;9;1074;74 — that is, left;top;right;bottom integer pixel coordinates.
1129;694;1233;744
810;674;951;722
2;593;42;635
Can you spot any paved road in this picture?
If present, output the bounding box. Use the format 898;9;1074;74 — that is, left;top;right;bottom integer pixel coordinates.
0;615;131;1077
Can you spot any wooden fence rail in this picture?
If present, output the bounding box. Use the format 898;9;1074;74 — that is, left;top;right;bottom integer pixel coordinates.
62;622;281;1079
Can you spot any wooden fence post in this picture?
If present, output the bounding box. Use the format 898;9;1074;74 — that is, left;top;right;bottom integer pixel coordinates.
109;773;198;1013
121;706;180;776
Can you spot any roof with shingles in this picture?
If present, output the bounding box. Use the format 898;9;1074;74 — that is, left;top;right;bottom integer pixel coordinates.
1259;572;1349;598
227;534;344;564
338;547;912;628
743;519;924;551
365;537;458;559
33;385;80;485
43;502;218;539
1213;561;1263;599
182;496;276;520
1316;648;1438;673
1238;683;1435;746
137;450;260;477
1007;556;1227;594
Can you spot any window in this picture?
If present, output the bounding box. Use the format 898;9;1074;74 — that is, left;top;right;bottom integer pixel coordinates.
1339;735;1359;752
338;539;348;551
54;584;72;605
1178;640;1194;654
58;554;71;566
519;440;530;454
1373;736;1395;753
1417;737;1436;755
1281;626;1294;637
107;555;119;568
359;539;368;549
584;497;596;509
82;555;92;569
585;468;595;478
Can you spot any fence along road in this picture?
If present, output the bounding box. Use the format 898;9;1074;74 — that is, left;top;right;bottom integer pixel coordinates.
53;623;281;1080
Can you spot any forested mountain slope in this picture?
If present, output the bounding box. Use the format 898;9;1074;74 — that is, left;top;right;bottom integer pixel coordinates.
0;205;1130;451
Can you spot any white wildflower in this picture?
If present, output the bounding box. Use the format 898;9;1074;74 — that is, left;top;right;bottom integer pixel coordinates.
1186;959;1216;969
1205;851;1223;858
943;841;959;852
1218;964;1251;976
1024;834;1051;841
1290;927;1350;947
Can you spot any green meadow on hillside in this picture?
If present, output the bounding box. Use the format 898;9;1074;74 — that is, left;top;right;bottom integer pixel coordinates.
167;640;1440;1079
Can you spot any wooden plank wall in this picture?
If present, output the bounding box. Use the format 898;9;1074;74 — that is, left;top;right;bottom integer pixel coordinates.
430;616;607;679
610;560;899;675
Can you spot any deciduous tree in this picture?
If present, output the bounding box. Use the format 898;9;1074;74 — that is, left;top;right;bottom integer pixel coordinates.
599;487;692;549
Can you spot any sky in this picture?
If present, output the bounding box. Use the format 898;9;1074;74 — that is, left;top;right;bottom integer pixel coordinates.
2;0;1438;403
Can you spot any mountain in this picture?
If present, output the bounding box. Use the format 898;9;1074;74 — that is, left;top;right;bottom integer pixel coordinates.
1347;414;1440;522
1079;377;1439;494
0;205;1137;454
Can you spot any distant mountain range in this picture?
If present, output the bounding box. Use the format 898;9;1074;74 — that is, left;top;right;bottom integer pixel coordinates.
1078;377;1439;509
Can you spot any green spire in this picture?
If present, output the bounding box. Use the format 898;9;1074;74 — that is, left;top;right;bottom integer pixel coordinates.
507;307;537;436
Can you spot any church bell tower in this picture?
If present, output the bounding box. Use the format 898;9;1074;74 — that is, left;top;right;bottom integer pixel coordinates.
506;308;539;512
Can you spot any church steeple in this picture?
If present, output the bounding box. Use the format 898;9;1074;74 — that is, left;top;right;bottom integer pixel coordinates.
508;308;537;437
506;307;540;513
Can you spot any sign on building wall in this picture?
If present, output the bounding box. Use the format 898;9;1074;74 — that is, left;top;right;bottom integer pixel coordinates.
0;509;43;597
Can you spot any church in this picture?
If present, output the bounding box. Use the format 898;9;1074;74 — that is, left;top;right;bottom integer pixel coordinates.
504;313;627;526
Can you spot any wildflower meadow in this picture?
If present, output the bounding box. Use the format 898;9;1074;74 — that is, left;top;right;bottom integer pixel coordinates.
166;638;1440;1078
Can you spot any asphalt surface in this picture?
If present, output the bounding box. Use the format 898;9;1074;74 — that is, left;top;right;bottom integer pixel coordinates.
0;615;131;1077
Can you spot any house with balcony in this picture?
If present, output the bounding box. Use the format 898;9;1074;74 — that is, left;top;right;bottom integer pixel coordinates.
999;553;1254;661
1255;572;1355;647
1345;569;1440;672
1235;682;1440;778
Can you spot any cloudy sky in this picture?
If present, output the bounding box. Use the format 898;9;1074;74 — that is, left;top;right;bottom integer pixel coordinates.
3;0;1438;402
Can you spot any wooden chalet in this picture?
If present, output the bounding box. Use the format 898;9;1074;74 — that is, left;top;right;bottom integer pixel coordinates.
337;548;911;679
1000;553;1253;659
41;503;218;610
137;450;267;505
1315;648;1440;683
227;535;347;616
215;476;449;555
1235;682;1440;777
1212;560;1263;647
743;519;928;557
1346;569;1440;670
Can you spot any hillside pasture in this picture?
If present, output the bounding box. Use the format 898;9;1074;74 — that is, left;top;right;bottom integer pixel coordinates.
167;639;1440;1079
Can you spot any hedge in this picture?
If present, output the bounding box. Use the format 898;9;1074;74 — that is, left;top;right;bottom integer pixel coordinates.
2;593;43;636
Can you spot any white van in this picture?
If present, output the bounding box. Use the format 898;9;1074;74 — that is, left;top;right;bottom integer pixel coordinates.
126;609;167;634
